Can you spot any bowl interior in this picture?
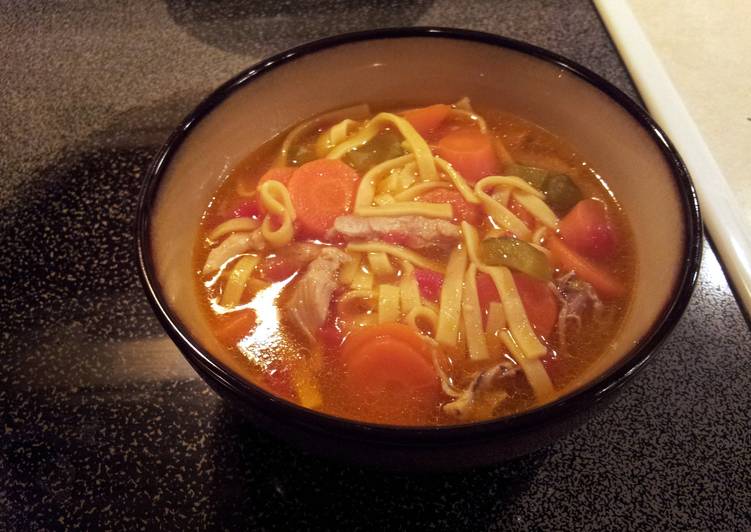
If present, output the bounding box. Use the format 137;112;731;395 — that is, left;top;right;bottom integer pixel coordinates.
148;34;689;410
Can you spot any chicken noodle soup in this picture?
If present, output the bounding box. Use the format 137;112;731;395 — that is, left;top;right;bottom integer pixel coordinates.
194;100;635;425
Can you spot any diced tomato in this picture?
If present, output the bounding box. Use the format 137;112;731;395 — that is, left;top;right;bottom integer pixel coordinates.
476;272;500;322
414;268;444;302
226;197;262;220
418;188;483;225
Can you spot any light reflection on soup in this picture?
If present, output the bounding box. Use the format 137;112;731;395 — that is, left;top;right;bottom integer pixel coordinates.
193;100;635;426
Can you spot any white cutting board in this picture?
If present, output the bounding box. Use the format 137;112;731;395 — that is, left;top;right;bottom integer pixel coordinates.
629;0;751;227
595;0;751;316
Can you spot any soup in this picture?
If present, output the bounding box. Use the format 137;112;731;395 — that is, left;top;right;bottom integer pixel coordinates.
193;99;635;425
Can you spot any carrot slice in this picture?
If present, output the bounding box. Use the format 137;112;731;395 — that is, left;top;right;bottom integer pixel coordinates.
286;159;360;239
436;128;498;183
547;236;626;298
258;166;295;187
419;188;483;225
402;104;451;137
558;198;617;259
340;324;441;423
215;309;256;345
341;323;430;361
512;273;558;338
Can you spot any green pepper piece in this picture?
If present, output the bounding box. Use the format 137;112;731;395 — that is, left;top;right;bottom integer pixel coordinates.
505;163;549;189
543;173;582;216
480;237;553;281
344;130;405;174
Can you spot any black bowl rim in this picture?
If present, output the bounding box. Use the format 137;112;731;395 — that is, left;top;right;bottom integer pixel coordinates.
136;26;702;444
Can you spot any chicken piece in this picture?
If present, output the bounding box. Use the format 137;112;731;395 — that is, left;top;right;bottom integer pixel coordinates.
330;215;461;249
443;362;518;420
550;271;604;352
286;247;350;340
202;229;265;274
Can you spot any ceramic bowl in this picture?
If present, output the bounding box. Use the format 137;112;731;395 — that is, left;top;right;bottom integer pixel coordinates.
137;28;701;470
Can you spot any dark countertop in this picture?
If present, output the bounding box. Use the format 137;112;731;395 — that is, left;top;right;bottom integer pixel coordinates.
2;1;749;530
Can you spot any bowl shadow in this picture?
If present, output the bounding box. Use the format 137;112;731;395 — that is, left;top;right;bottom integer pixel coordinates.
205;401;548;530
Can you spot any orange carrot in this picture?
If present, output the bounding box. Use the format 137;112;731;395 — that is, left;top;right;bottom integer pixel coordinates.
418;188;483;225
558;198;617;259
286;159;360;239
341;323;430;361
436;128;499;183
512;273;558;338
402;104;451;137
215;309;256;345
340;324;441;422
547;236;626;298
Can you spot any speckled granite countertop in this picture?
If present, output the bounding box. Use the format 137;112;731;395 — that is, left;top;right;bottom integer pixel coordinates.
1;1;749;530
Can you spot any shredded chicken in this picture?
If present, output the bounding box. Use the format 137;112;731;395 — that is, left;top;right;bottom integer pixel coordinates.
202;229;265;274
286;247;350;340
442;362;519;420
329;215;461;249
550;271;603;351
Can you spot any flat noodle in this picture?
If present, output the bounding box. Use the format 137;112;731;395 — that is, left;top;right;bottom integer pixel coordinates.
513;190;559;229
500;330;554;401
356;202;453;219
378;162;416;195
406;305;439;338
485;301;506;356
435;246;468;347
339;251;362;285
367;252;394;276
449;108;488;133
378;284;401;324
462;263;489;360
398;261;421;313
531;226;548;245
393;181;452;201
493;187;511;207
326;112;437;181
482;265;547;359
434;156;480;204
355;154;415;208
475;184;531;240
315;118;361;158
476;175;545;198
220;255;260;308
259;180;296;248
461;221;483;265
350;267;374;290
374;193;396;206
208;218;260;241
276;104;370;166
338;289;377;316
346;242;445;273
